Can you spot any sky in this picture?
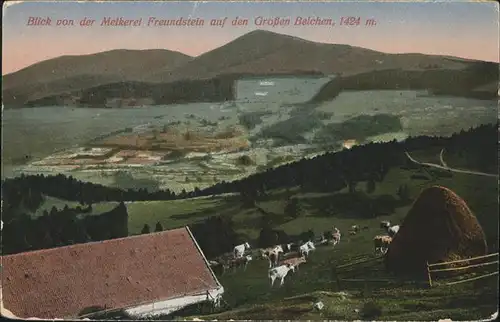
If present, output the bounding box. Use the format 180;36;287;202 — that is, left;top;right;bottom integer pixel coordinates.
2;1;499;75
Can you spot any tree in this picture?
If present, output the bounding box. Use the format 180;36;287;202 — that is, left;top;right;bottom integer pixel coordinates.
366;179;376;194
347;179;358;194
50;206;58;217
397;184;410;201
155;222;163;232
141;224;150;234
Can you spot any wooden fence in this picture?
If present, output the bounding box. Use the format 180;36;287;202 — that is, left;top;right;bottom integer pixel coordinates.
332;255;386;289
426;252;499;287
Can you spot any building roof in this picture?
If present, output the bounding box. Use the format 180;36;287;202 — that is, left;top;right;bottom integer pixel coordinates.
1;226;221;319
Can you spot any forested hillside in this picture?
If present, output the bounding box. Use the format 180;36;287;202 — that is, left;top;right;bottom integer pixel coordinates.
2;123;497;256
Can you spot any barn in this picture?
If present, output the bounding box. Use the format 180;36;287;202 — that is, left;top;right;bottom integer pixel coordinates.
0;226;224;319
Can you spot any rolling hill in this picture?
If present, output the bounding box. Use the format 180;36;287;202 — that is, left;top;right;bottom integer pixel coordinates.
145;30;473;82
2;30;495;108
309;61;500;103
2;49;192;107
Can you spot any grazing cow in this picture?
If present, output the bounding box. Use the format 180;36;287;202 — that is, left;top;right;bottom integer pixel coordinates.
373;235;392;254
349;230;357;236
281;256;307;271
351;225;359;232
282;251;300;260
268;264;295;287
233;242;251;258
380;221;391;229
260;245;285;268
260;245;284;259
299;241;316;258
229;255;253;271
332;227;341;246
281;243;292;253
267;250;281;268
387;225;400;237
380;221;399;237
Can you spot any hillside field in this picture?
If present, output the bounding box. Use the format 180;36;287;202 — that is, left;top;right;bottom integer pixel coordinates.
48;147;498;320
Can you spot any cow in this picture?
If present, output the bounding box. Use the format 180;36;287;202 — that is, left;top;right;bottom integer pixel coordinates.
281;243;293;253
260;245;284;257
260;245;284;258
233;242;251;258
260;245;285;268
281;256;307;271
267;250;281;268
380;221;400;237
387;225;400;237
380;221;391;229
268;263;295;287
228;255;253;271
373;235;392;254
331;227;341;246
299;241;316;258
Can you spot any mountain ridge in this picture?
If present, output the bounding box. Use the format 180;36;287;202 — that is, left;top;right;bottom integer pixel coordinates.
2;30;497;108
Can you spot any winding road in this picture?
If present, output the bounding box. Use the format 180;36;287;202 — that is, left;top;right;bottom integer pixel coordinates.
404;149;498;178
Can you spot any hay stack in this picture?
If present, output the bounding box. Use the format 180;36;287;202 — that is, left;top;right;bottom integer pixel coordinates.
385;185;487;275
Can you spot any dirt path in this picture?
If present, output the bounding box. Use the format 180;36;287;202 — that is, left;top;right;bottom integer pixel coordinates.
404;150;498;178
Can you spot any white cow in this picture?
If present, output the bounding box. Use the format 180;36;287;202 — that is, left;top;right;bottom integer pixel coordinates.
233;242;251;258
299;241;316;258
260;245;284;258
381;221;400;237
373;235;392;254
332;227;341;246
268;263;295;287
387;225;400;237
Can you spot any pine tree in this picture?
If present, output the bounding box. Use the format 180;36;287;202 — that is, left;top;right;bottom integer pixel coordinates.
155;222;163;232
366;179;376;194
141;224;151;234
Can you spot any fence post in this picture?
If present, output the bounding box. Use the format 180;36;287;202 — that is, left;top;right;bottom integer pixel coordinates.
426;261;433;288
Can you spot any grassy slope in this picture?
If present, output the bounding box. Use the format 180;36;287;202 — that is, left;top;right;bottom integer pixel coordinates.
34;196;119;217
116;148;496;320
32;147;497;320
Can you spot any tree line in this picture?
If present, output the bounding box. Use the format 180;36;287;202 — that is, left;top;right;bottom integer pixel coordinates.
2;123;495;211
1;123;496;257
2;202;129;255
